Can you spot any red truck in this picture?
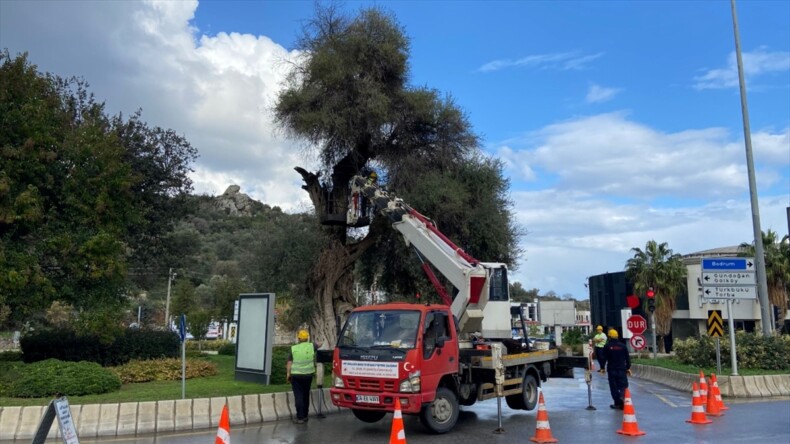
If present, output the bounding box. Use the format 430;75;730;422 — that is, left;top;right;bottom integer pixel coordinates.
328;177;585;433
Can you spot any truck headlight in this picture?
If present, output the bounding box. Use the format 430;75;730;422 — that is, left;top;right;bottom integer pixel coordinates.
334;375;345;388
399;371;421;393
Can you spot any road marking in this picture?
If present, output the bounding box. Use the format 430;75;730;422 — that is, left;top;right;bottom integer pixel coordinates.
651;391;678;408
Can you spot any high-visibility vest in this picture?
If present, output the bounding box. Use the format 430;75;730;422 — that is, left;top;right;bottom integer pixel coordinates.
594;333;607;348
290;342;315;375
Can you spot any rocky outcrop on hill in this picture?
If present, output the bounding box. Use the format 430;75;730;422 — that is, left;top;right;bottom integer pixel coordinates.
214;185;267;216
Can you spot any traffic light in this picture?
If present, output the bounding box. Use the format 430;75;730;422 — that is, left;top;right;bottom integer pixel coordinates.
646;287;655;313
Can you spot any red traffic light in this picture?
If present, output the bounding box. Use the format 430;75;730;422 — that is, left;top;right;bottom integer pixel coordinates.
646;288;655;299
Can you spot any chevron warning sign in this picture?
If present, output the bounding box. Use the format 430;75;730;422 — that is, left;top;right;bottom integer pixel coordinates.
707;310;724;337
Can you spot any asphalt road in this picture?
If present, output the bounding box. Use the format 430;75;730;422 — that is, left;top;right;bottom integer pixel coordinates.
31;370;790;443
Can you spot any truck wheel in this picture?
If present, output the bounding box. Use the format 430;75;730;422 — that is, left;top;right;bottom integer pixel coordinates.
505;373;538;410
351;409;387;423
459;383;477;406
420;387;459;434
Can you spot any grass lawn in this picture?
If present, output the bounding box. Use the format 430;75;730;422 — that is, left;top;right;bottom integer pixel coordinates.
0;355;329;407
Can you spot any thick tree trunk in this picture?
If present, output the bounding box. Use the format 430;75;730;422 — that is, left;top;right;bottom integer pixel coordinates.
295;166;377;347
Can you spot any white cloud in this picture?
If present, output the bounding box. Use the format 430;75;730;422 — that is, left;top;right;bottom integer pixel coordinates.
498;112;786;200
586;84;622;103
499;113;788;298
0;0;314;211
693;48;790;90
478;51;603;73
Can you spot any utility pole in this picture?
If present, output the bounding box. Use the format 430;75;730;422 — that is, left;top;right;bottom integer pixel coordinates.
730;0;772;335
164;268;175;330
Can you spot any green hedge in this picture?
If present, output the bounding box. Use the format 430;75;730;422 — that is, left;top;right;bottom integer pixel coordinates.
217;343;236;356
674;332;790;370
111;358;218;383
5;359;121;397
21;328;179;366
0;351;22;362
185;339;230;351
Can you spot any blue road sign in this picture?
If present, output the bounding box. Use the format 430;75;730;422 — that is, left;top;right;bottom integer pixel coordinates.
179;314;186;342
701;257;754;271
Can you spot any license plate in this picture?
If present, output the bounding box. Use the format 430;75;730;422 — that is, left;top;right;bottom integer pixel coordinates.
355;395;380;404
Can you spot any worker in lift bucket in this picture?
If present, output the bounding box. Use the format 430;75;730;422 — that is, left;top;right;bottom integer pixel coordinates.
366;171;378;186
592;325;608;373
603;329;631;410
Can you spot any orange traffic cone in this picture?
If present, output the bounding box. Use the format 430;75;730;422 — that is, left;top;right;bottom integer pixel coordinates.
698;370;708;410
390;398;406;444
686;383;712;425
705;377;723;417
530;391;558;443
215;404;230;444
616;388;646;436
711;374;729;411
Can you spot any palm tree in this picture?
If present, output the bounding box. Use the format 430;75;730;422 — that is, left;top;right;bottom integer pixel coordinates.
625;240;687;352
740;230;790;330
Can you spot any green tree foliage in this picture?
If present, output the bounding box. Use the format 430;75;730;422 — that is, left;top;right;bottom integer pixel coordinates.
739;230;790;329
625;240;686;351
0;51;197;329
170;279;197;318
187;310;212;349
510;282;532;303
274;6;521;341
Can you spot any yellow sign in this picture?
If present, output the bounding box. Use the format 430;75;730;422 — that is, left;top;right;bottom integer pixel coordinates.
707;310;723;337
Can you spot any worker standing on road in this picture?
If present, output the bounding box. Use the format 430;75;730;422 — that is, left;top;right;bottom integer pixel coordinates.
287;329;320;424
603;329;631;410
593;325;607;373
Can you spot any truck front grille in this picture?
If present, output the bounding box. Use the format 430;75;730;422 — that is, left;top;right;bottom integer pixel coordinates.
346;378;396;392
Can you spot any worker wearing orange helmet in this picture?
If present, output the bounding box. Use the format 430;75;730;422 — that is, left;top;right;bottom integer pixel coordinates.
287;329;321;424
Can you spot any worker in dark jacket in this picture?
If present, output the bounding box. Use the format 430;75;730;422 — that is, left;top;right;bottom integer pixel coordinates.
603;329;631;410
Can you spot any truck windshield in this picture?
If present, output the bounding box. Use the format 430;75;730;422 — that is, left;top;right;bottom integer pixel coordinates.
339;310;421;349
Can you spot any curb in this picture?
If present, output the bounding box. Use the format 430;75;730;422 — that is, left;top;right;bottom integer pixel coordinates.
631;364;790;397
0;388;339;441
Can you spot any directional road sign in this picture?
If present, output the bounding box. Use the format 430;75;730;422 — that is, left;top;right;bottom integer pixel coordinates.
701;257;755;271
701;271;756;286
626;315;647;335
707;310;724;337
702;286;757;299
701;257;756;301
630;334;646;350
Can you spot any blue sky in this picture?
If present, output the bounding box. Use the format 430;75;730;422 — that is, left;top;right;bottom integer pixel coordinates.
2;1;788;300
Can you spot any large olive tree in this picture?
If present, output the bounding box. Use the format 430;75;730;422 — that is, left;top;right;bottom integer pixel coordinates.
274;6;520;344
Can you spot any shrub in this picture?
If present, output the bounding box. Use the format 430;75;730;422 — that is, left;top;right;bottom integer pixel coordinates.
218;343;236;356
674;332;790;370
186;339;230;351
111;358;218;383
21;328;179;366
0;350;22;361
0;361;24;396
6;359;121;397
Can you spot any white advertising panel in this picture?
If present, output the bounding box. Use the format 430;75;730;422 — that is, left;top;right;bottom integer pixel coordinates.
342;360;399;379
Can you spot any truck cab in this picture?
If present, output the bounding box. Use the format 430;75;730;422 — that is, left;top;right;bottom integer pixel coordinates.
331;303;461;432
